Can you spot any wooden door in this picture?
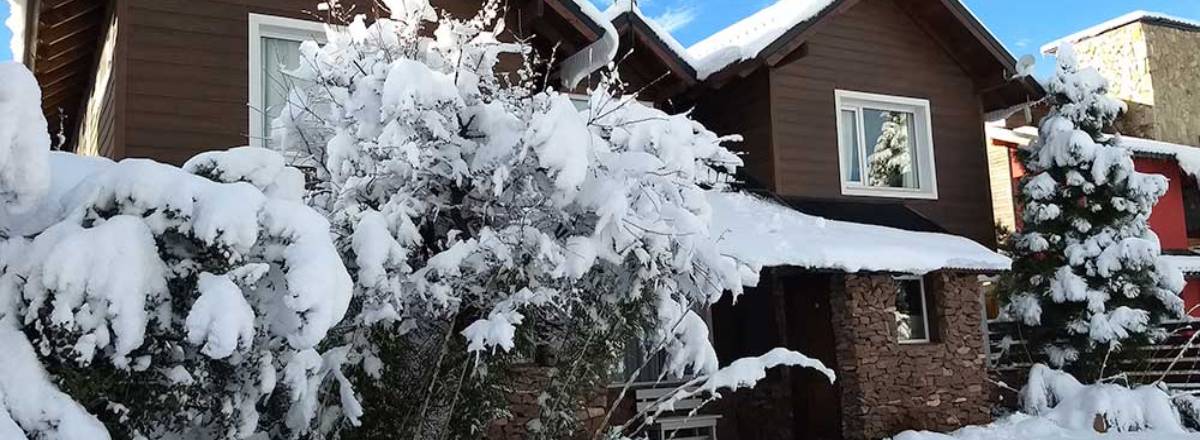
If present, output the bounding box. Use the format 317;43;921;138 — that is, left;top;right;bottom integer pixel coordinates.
783;273;843;440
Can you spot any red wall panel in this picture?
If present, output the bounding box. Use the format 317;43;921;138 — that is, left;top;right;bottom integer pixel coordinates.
1135;158;1189;252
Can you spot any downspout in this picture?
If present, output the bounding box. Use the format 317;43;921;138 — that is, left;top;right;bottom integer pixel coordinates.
558;0;618;90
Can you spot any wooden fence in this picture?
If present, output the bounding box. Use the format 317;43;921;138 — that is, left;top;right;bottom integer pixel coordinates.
986;319;1200;392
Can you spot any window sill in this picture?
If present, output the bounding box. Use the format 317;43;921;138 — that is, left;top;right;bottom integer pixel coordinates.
841;185;938;200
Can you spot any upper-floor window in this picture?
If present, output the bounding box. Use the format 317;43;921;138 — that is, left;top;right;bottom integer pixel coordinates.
835;90;938;200
249;14;325;149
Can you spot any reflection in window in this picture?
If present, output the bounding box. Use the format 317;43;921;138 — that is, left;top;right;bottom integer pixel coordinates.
894;276;931;343
262;37;306;149
864;110;918;189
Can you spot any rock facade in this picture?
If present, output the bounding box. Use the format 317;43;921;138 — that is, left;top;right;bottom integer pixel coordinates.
829;272;990;439
1143;24;1200;146
1071;20;1200;146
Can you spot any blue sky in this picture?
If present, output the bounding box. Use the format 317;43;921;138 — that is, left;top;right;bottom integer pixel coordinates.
0;1;9;62
2;1;1199;77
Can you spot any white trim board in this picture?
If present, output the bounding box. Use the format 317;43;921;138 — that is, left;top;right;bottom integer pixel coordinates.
248;13;326;148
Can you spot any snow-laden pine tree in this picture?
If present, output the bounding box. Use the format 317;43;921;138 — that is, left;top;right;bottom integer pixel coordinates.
1004;45;1185;379
0;63;353;439
866;111;913;188
261;1;831;438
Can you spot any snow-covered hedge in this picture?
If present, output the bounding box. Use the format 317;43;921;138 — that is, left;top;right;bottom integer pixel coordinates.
893;364;1195;440
0;64;352;438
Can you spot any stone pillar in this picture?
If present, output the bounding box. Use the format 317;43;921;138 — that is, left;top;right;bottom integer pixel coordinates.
828;272;990;439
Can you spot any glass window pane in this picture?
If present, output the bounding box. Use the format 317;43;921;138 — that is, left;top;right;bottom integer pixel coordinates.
839;109;862;183
863;109;918;189
895;279;928;342
262;37;305;148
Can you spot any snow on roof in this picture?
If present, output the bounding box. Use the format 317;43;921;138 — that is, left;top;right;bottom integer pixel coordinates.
686;0;837;79
560;0;620;89
1121;136;1200;178
5;0;27;63
1161;255;1200;275
707;191;1010;274
603;0;697;70
1041;10;1200;55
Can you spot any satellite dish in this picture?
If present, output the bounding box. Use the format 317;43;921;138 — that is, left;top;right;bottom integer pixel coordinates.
1012;54;1036;78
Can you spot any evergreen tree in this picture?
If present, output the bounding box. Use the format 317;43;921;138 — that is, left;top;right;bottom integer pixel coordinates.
1004;45;1185;380
866;111;913;187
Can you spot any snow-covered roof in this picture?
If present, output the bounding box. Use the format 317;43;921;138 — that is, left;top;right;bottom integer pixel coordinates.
1121;136;1200;178
603;0;697;72
707;191;1011;274
1160;255;1200;275
559;0;620;88
686;0;837;79
1041;11;1200;55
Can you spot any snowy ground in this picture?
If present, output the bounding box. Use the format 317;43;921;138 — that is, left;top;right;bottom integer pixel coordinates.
893;413;1199;440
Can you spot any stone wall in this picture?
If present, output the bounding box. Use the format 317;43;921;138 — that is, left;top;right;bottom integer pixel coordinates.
1069;20;1200;146
486;365;609;439
1145;24;1200;146
1071;22;1158;139
829;272;990;439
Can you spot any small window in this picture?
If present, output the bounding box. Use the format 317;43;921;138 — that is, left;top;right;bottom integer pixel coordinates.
248;14;326;149
835;90;938;199
894;276;933;344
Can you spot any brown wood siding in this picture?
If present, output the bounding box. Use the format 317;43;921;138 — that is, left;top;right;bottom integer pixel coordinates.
120;0;563;165
122;0;346;164
692;69;775;190
768;0;995;246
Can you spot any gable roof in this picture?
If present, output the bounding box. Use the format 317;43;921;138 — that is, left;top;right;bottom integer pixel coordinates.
1042;11;1200;54
601;0;1042;110
686;0;838;80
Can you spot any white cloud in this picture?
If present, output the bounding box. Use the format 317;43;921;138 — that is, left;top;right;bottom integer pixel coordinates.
652;5;697;33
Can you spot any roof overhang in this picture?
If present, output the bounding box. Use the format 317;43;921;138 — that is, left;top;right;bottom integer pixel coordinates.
17;0;109;150
608;10;697;103
697;0;1045;112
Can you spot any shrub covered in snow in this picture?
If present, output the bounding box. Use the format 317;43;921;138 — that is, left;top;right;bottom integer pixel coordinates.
1001;44;1184;378
0;63;353;438
261;0;827;438
1020;364;1185;433
893;364;1196;439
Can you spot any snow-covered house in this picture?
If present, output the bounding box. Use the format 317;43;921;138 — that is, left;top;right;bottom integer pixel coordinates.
594;1;1040;439
14;0;1041;439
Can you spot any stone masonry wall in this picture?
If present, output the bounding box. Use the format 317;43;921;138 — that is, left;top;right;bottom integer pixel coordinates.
1071;22;1158;139
486;364;609;439
829;272;990;439
1145;24;1200;146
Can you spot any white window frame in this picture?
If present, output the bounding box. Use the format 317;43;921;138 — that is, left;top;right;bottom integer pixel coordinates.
895;275;932;345
248;13;326;148
834;90;938;200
